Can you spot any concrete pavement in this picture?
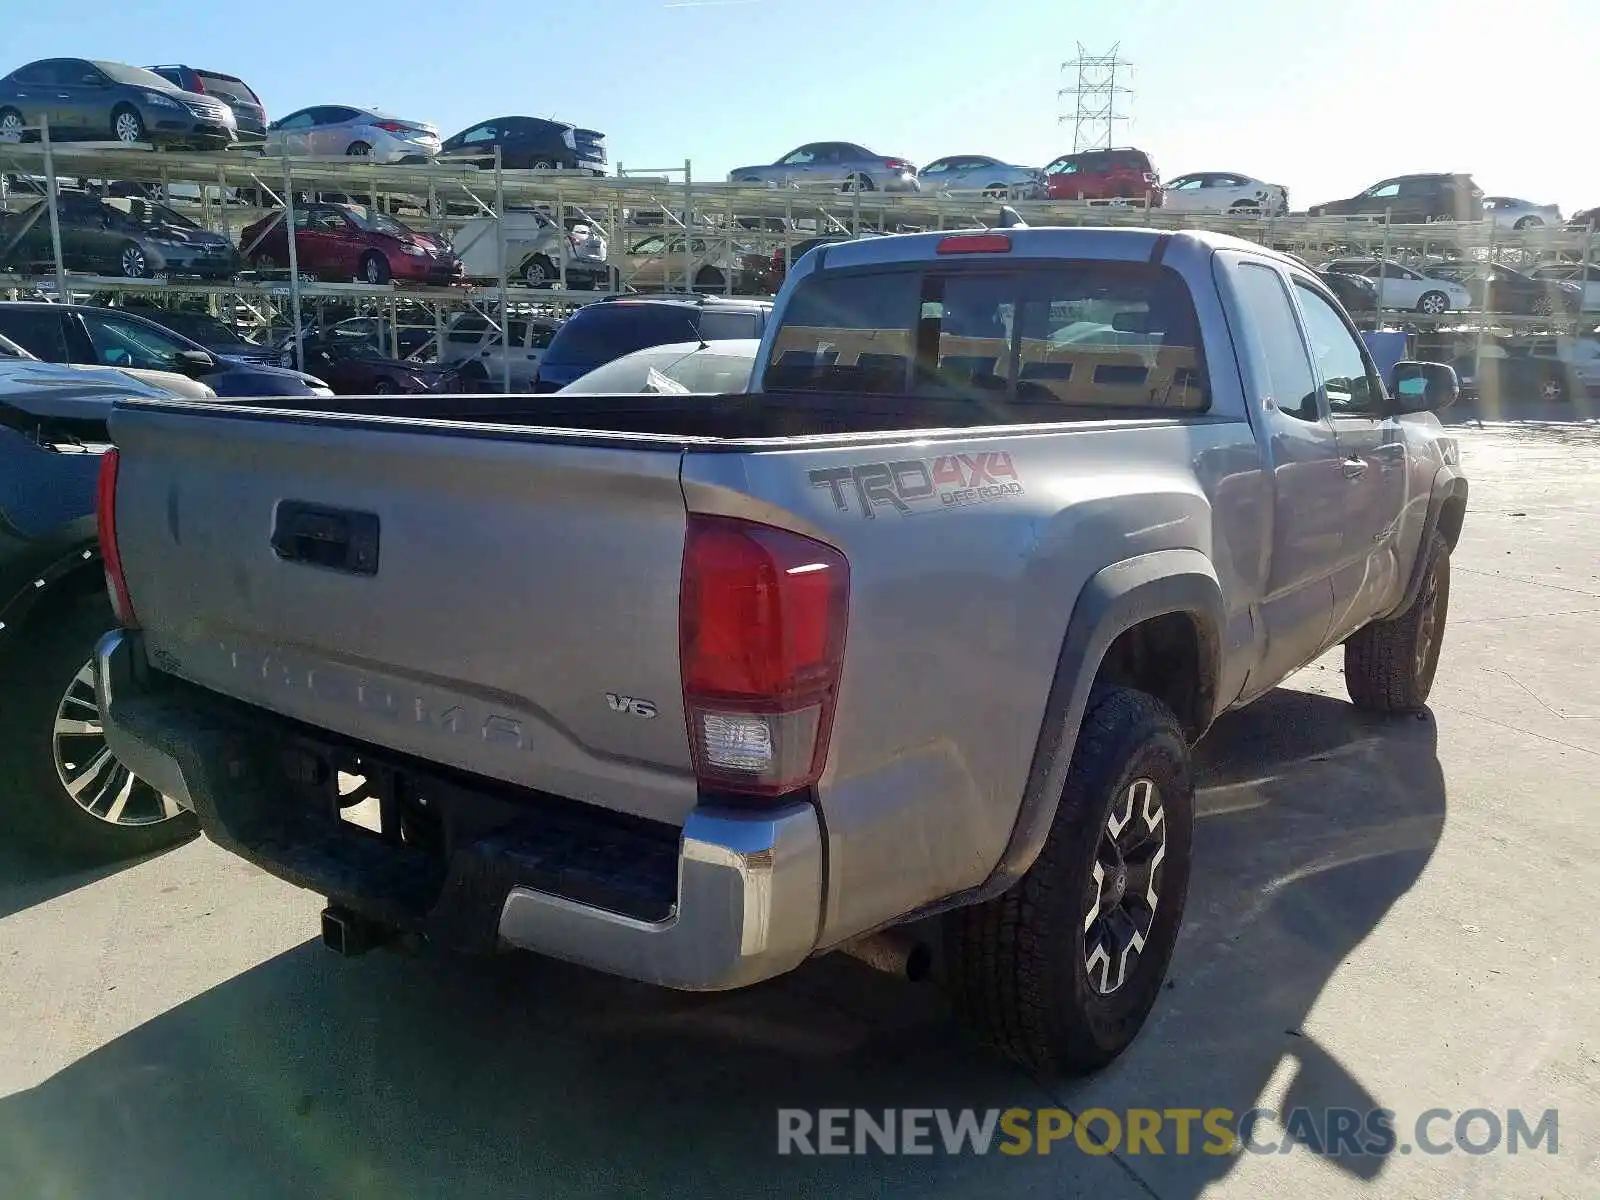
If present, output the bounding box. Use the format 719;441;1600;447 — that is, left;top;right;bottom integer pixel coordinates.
1;413;1596;1199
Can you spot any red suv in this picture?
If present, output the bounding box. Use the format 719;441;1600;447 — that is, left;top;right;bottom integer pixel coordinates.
239;202;463;286
1044;147;1162;206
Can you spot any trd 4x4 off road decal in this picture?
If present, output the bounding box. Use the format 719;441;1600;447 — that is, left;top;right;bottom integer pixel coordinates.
809;452;1023;519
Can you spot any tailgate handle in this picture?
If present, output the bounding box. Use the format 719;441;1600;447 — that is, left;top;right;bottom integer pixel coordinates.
271;502;379;576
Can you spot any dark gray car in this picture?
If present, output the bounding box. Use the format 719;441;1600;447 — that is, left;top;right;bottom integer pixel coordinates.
727;142;920;193
0;58;236;147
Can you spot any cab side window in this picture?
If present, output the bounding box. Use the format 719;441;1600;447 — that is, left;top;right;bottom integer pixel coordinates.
1294;282;1379;415
1234;263;1320;421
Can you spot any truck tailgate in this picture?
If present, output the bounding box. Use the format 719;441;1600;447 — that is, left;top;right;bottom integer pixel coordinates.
109;406;699;826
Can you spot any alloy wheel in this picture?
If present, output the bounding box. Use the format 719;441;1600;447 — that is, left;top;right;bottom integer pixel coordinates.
114;111;143;143
1541;377;1565;402
120;246;147;278
0;112;23;139
53;661;180;828
1083;777;1167;995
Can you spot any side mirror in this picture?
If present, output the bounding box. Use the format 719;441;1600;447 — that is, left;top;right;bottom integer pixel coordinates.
175;349;216;375
1390;360;1458;413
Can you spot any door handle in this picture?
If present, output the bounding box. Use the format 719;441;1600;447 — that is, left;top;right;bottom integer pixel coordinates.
1342;457;1368;479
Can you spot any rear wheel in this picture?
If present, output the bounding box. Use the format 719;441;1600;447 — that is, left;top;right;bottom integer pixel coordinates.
943;685;1193;1075
1539;373;1568;403
371;378;394;394
346;141;372;157
0;590;196;861
0;107;26;141
983;183;1012;201
1514;215;1544;230
521;255;556;288
694;266;725;294
1417;290;1450;316
840;173;875;193
531;160;555;170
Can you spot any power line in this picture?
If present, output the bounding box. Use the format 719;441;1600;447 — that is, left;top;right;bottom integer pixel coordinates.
1058;43;1134;152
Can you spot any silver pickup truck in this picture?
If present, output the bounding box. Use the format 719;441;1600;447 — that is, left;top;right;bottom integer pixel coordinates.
95;227;1468;1075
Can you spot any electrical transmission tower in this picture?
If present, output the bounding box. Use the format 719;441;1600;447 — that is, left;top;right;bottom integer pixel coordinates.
1058;44;1134;152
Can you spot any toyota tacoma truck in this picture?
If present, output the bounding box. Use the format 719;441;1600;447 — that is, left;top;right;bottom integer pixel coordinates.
92;227;1468;1074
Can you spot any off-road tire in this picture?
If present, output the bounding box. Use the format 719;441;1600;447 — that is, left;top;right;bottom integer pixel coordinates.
0;590;197;861
1345;532;1451;713
943;684;1194;1075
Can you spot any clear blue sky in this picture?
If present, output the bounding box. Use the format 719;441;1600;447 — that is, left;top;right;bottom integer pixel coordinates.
8;0;1595;212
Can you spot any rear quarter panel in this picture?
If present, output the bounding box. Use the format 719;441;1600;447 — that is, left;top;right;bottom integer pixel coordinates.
684;417;1263;945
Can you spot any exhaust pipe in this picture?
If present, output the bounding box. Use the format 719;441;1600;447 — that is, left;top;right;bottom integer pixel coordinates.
320;905;391;958
838;930;933;982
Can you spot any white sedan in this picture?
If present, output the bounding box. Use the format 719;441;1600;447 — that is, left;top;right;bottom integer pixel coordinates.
1162;172;1288;216
1324;258;1476;314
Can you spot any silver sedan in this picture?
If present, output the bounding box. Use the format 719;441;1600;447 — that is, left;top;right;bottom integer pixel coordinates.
726;142;920;193
263;104;441;163
918;155;1044;200
1483;196;1562;231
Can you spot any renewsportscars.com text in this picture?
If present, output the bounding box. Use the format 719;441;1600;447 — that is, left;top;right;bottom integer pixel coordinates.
776;1107;1559;1157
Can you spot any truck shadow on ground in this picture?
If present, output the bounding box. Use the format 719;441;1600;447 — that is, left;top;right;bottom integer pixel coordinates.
0;683;1446;1199
0;837;167;924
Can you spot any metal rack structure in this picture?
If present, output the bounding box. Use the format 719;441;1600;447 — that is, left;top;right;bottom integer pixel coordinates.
5;129;1599;389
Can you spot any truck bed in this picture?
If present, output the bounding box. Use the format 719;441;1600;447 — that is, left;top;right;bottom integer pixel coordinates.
176;387;1195;444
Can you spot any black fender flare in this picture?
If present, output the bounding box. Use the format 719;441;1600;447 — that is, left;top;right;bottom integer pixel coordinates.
0;535;103;656
1381;469;1468;622
918;549;1227;918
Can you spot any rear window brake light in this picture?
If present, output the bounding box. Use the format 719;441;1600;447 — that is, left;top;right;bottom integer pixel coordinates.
936;233;1012;255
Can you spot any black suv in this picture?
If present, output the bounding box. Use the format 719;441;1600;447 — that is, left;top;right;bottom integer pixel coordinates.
145;64;268;141
438;116;607;174
533;296;771;392
1308;173;1484;223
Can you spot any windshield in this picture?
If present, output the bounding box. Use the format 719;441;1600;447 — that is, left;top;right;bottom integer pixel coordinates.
323;337;386;361
127;309;245;344
544;304;703;365
345;207;413;237
103;197;202;233
92;61;179;90
196;72;259;106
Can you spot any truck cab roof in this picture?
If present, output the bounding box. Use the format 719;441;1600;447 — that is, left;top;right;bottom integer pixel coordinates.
799;225;1299;278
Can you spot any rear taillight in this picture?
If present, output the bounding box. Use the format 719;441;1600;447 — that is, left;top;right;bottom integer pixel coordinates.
680;515;849;798
936;232;1012;255
96;449;138;629
883;159;911;172
373;120;412;135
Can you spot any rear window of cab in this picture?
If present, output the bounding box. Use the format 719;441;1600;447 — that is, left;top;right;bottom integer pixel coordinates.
763;260;1208;412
